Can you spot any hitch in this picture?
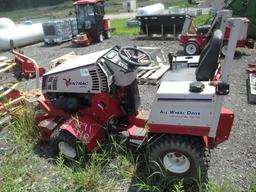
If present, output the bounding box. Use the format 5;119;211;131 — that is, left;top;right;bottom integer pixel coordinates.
216;82;230;95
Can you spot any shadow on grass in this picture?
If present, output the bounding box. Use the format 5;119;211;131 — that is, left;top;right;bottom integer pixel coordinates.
33;140;56;160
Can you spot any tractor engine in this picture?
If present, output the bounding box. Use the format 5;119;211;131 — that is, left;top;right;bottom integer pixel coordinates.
41;46;150;115
41;49;114;114
48;92;92;114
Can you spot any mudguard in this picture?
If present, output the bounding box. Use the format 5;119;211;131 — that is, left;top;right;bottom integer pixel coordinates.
60;115;105;152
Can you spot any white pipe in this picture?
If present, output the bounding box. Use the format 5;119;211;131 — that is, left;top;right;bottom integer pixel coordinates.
221;18;248;83
0;23;44;51
137;3;165;16
209;18;246;138
0;18;15;29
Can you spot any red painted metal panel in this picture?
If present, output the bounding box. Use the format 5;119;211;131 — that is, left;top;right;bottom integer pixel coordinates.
84;92;125;124
148;123;210;137
15;55;45;78
72;34;93;46
37;96;67;118
103;18;110;31
73;0;103;5
178;34;209;48
60;115;105;152
224;27;246;48
208;107;234;148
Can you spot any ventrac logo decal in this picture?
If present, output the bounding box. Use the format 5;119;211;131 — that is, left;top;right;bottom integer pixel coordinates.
63;78;88;88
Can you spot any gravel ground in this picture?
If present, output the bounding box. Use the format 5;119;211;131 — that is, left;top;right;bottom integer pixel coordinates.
0;36;256;191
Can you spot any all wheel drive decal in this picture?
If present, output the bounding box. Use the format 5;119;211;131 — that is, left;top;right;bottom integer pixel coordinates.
160;109;201;119
158;98;212;102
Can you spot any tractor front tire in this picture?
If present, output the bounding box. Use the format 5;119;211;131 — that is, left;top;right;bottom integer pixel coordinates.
149;135;208;182
184;42;200;55
104;31;112;39
97;33;104;43
51;129;82;160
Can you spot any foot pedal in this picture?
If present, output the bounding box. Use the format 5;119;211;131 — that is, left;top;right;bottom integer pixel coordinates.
247;74;256;104
128;125;147;140
128;126;146;149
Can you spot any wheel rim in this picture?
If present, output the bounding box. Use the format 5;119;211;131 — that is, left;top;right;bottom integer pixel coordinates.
58;141;76;159
163;152;190;174
221;45;228;56
185;44;197;55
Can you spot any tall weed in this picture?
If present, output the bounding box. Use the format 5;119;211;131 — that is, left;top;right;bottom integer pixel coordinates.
9;107;40;143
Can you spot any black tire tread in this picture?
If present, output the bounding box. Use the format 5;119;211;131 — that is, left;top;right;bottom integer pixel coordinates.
51;129;79;159
184;42;200;55
97;33;104;43
149;135;209;181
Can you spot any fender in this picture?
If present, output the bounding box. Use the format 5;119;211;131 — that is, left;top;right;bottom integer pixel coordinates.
187;38;206;49
60;115;105;153
179;34;208;49
208;107;234;149
103;18;111;31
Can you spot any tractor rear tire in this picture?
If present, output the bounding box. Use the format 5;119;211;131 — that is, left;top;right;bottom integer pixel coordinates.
51;129;82;160
184;42;200;55
97;33;104;43
149;135;209;182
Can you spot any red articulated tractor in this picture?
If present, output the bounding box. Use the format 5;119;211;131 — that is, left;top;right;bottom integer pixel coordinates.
72;0;112;46
35;17;247;182
178;9;252;56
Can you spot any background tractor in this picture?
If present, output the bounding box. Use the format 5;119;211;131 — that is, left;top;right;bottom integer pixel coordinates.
188;0;256;38
72;0;112;46
179;9;251;56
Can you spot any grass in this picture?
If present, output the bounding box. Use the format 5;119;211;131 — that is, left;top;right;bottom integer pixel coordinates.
249;178;256;192
0;1;73;22
193;14;213;27
112;19;140;36
9;108;39;142
1;109;255;192
111;14;213;36
0;0;209;37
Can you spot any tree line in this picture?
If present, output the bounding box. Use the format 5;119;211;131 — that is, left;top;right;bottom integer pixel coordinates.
0;0;68;11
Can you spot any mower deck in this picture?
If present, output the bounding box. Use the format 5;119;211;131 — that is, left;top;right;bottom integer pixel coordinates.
72;35;93;46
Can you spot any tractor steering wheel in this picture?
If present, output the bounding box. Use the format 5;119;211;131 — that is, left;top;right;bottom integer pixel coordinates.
118;47;151;67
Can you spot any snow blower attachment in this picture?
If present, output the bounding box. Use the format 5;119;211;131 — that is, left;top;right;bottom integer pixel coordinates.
36;17;246;181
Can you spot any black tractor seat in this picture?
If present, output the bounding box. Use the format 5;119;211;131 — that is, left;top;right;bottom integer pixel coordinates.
162;29;224;82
